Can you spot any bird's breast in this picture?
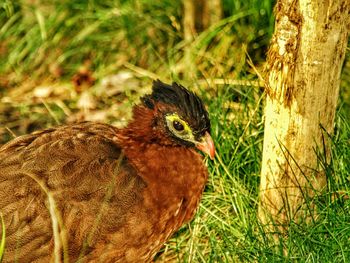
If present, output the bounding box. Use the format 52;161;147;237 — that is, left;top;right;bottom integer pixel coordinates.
119;144;209;261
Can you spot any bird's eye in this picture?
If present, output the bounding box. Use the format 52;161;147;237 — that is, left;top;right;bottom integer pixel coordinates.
173;120;184;131
165;113;195;142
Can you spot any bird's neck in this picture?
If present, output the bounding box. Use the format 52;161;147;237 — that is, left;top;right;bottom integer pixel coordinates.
120;139;208;215
121;140;207;187
116;105;208;223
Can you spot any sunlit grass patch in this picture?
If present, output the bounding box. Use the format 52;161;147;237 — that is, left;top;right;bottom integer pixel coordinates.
0;213;5;262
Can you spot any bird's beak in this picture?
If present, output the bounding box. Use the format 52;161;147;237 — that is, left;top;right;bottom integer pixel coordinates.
196;132;215;160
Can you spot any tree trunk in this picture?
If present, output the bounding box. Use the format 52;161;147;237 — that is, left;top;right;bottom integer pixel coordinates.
258;0;350;227
196;0;223;31
183;0;223;39
183;0;196;42
182;0;223;78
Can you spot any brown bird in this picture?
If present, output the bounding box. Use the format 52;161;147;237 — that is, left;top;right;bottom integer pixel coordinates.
0;80;215;263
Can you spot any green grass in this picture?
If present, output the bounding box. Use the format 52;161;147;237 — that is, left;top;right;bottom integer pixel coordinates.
1;0;350;262
156;86;350;262
0;213;5;262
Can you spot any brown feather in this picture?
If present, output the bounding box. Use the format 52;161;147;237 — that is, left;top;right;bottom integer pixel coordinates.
0;82;210;262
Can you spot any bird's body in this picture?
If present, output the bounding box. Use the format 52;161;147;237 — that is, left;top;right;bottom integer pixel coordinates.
0;81;214;262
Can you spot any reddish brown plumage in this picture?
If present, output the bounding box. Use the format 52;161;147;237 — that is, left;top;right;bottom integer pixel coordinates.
0;81;214;262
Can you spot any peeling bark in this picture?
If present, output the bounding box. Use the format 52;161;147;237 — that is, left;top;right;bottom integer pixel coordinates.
259;0;350;227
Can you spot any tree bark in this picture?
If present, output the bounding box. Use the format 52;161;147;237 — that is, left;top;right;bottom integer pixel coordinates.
258;0;350;227
182;0;222;78
183;0;196;42
183;0;223;39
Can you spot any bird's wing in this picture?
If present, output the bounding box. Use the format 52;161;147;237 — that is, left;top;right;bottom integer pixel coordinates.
0;122;145;262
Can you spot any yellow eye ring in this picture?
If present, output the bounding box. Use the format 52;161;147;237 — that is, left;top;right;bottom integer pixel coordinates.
165;113;195;142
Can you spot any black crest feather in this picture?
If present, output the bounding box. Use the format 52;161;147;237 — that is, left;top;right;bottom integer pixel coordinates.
141;80;211;137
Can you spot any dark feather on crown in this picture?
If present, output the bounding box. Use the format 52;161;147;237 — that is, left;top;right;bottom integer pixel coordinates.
142;80;211;137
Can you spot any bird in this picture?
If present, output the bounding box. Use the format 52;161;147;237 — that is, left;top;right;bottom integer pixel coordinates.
0;80;215;263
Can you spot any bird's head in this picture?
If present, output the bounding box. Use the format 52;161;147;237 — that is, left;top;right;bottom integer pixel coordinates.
126;80;215;160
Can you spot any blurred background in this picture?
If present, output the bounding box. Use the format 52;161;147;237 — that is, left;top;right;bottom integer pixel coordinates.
0;0;349;262
0;0;276;142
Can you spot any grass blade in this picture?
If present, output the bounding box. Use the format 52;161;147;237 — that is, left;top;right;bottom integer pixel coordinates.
0;213;5;262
